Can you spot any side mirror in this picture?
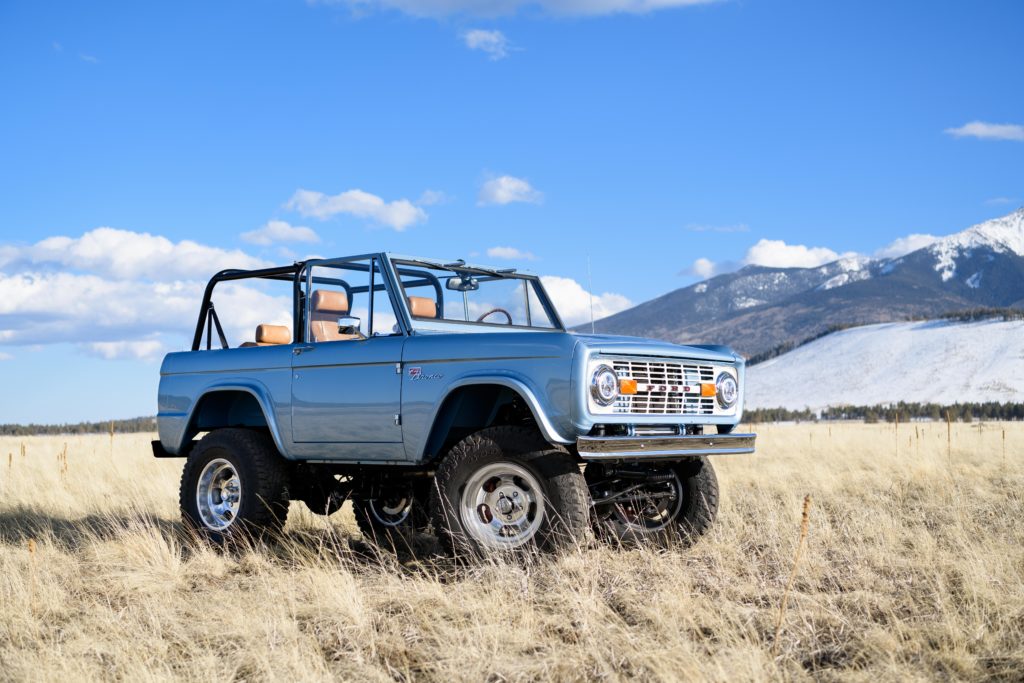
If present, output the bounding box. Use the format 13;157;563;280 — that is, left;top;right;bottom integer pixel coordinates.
446;275;479;292
337;316;362;335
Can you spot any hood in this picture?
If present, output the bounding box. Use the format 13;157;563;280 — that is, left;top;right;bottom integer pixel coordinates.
570;332;742;364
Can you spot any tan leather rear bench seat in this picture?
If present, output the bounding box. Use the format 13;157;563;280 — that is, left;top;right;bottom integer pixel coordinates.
239;324;291;347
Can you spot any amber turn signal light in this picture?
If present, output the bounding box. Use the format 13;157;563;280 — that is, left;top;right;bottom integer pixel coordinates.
701;383;717;397
619;378;638;395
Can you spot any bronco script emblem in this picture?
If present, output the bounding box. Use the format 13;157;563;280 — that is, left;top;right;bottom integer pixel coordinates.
408;367;443;381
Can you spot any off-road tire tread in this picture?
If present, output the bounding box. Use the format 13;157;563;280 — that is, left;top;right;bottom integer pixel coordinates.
590;456;719;545
179;428;290;542
430;426;592;556
676;456;719;540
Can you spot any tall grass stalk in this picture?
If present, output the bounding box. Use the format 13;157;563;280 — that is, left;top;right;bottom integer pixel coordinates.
772;494;813;656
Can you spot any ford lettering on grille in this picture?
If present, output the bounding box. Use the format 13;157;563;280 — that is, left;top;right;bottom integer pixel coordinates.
611;359;715;415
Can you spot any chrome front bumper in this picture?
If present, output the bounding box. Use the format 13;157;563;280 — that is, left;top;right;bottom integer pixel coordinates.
576;433;757;460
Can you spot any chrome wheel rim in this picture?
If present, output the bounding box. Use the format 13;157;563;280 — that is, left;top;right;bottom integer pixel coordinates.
196;458;242;530
460;461;544;549
369;494;413;527
612;470;683;532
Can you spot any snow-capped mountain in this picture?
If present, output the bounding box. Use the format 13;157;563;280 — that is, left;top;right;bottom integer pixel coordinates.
586;208;1024;356
745;318;1024;410
928;208;1024;283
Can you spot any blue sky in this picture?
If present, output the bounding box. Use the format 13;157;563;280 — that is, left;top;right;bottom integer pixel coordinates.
1;0;1022;423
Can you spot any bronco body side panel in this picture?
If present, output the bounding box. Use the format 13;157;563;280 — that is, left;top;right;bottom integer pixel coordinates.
290;336;405;460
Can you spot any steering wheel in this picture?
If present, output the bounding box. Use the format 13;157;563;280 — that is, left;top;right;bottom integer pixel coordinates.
476;308;513;325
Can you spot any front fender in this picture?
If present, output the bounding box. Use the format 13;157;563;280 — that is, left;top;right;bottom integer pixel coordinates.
446;374;573;445
406;371;574;462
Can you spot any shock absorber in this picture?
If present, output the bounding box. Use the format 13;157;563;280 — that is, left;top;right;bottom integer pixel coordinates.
606;467;676;483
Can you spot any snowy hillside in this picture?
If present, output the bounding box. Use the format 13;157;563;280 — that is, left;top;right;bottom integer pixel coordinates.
745;318;1024;410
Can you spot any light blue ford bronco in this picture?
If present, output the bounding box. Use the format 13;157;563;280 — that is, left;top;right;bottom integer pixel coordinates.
155;253;755;553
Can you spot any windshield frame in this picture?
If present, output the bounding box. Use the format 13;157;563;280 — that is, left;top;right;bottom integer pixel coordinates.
389;256;566;333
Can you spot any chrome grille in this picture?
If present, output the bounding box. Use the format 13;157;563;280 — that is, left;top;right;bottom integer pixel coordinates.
611;359;715;415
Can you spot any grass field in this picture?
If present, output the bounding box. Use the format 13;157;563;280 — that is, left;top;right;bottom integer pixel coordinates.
1;422;1022;682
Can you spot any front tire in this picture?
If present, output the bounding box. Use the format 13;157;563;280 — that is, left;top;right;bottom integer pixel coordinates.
179;429;290;544
430;427;592;556
587;457;719;545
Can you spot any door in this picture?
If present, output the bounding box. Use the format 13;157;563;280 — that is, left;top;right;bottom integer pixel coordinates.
290;257;406;460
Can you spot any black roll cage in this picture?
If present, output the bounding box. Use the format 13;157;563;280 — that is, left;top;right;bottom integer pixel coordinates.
190;259;450;351
191;255;565;351
192;264;305;352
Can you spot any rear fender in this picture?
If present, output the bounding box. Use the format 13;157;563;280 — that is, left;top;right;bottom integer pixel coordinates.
161;382;288;457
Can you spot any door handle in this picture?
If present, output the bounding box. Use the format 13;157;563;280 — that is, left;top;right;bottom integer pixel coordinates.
293;345;315;355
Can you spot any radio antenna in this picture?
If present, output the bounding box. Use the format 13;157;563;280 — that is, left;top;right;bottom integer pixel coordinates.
587;254;596;334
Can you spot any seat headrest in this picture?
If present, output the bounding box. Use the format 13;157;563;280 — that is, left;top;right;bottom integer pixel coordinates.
256;324;291;345
408;296;437;319
312;290;349;315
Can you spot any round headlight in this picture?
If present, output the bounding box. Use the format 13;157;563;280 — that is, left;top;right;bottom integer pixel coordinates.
716;372;738;408
590;365;619;406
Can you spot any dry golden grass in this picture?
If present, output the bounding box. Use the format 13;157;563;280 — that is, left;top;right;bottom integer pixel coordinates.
1;422;1022;682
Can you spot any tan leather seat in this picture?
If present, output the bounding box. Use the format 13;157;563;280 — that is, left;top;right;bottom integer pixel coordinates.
311;290;361;342
408;295;438;319
240;324;291;347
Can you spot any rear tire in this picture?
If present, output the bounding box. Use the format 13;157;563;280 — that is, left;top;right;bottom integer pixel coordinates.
179;428;290;544
430;426;592;556
352;482;429;545
298;474;348;516
587;457;719;546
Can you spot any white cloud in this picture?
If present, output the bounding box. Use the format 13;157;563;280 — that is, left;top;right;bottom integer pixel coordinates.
540;275;631;327
686;231;944;281
743;239;846;269
0;271;292;352
945;121;1024;142
689;257;717;279
320;0;718;18
84;340;165;361
0;351;12;361
463;29;511;60
0;245;18;270
873;233;939;259
0;224;298;359
416;189;449;206
985;197;1019;206
680;257;741;279
79;53;99;64
685;238;852;280
0;271;200;346
241;220;320;246
478;175;543;206
487;246;536;260
6;227;270;281
286;188;427;231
